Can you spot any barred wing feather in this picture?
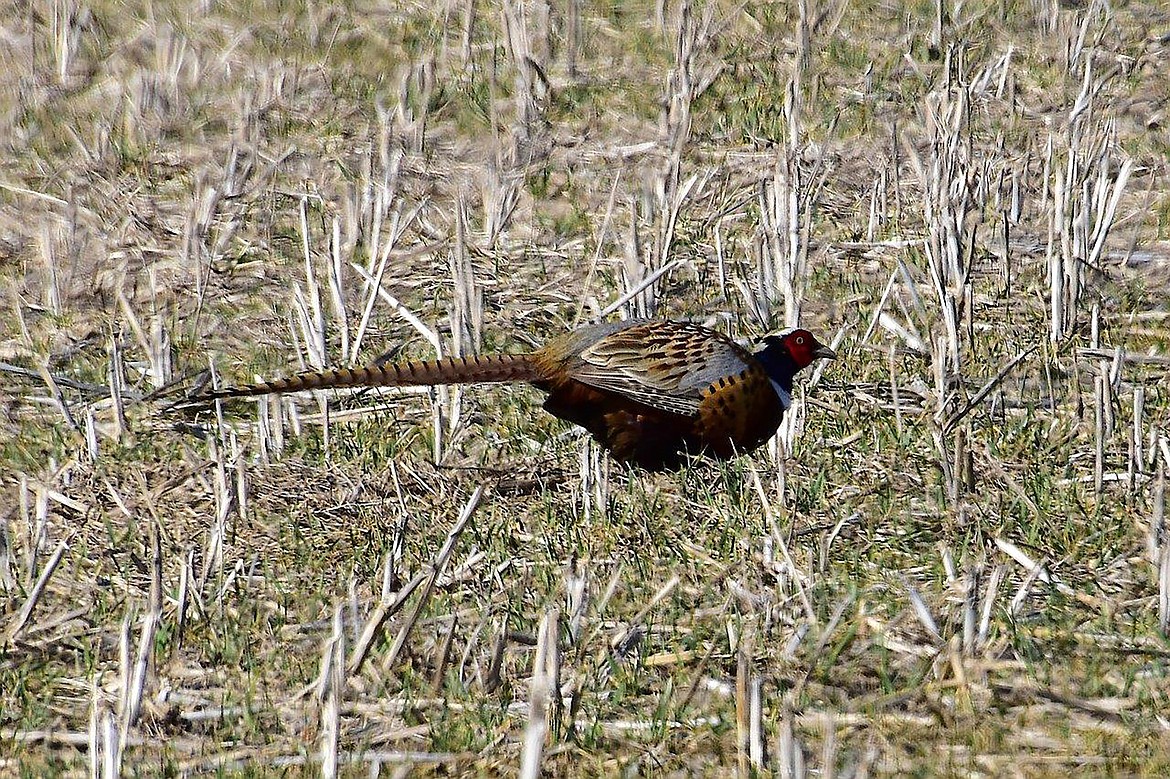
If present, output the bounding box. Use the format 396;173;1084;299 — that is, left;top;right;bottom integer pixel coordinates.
569;324;751;417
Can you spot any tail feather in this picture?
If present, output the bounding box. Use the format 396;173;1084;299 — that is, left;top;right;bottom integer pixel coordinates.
196;353;540;401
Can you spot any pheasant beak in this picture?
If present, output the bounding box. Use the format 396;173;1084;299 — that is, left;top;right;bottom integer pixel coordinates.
812;343;837;361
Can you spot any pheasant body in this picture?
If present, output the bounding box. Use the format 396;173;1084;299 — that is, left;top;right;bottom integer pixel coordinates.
195;319;835;470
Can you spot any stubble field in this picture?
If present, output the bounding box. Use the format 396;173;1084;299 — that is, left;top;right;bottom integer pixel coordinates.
2;1;1170;775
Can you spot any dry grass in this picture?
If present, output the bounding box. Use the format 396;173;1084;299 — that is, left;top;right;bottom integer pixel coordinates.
2;0;1170;775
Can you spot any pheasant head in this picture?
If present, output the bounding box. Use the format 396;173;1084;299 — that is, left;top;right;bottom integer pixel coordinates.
752;329;836;409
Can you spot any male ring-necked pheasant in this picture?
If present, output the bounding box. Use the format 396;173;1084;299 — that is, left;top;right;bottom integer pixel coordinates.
195;320;835;470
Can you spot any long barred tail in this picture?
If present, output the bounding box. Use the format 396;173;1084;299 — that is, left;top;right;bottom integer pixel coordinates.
195;353;541;401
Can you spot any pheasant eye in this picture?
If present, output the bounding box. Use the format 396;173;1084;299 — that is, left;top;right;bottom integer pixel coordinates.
796;336;805;344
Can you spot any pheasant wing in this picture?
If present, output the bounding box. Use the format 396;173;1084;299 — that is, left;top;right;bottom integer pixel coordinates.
570;353;701;415
569;322;752;417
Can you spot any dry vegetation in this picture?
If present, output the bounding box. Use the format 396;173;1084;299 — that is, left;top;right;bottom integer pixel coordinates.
2;0;1170;775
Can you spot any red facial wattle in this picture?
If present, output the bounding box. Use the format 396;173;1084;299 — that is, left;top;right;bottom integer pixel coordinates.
784;330;816;368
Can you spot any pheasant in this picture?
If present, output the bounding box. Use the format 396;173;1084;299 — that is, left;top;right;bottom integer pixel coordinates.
193;320;836;470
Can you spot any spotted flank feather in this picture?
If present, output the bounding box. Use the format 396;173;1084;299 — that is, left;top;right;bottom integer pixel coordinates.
695;366;785;457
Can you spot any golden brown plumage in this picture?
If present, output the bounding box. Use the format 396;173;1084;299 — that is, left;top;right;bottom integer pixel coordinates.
192;319;835;469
